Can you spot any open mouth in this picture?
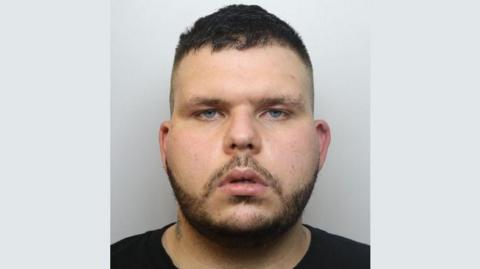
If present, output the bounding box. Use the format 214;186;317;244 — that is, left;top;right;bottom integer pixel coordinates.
230;178;256;184
218;169;268;196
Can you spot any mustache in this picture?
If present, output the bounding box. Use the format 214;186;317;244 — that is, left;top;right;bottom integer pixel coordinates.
202;155;282;198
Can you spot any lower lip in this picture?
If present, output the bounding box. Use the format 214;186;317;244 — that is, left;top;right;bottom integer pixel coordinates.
219;182;268;196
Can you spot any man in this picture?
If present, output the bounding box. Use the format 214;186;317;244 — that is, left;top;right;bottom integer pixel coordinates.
112;4;369;269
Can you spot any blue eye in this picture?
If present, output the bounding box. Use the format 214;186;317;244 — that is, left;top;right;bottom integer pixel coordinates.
265;109;288;119
197;109;220;120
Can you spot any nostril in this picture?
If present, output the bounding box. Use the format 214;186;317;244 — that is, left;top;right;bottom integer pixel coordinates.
229;143;255;150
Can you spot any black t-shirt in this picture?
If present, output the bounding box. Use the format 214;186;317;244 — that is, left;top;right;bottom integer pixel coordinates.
111;223;370;268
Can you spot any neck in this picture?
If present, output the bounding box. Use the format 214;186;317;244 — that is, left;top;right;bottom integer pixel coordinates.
162;212;311;269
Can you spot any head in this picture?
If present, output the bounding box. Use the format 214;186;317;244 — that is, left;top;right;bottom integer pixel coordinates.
159;4;330;247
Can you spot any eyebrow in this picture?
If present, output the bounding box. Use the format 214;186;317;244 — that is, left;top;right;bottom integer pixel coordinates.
185;97;227;107
256;96;305;109
184;95;305;109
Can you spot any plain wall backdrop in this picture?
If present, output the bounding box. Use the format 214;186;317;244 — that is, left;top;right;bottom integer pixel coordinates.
112;0;369;244
5;0;480;267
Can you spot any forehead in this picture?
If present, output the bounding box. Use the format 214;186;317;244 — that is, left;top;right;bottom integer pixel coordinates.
172;45;312;107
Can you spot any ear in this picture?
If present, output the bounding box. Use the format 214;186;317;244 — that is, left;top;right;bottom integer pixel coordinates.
314;120;331;169
159;121;171;170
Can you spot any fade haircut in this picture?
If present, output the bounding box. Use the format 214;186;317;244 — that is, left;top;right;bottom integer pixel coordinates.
170;4;314;113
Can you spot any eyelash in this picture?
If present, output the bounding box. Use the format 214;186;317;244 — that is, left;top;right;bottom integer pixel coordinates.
193;108;291;121
263;109;290;119
194;109;223;120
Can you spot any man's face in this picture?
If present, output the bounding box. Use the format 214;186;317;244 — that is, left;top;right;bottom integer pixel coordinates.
160;45;330;245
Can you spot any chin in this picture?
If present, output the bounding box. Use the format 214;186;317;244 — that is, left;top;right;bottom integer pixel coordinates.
214;203;277;230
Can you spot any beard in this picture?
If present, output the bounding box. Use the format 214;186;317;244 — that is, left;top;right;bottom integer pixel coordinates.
166;155;319;248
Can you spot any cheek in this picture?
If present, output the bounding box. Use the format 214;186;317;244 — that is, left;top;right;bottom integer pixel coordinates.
265;126;319;188
166;130;221;191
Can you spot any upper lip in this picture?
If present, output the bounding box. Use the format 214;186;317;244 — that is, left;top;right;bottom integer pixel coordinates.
218;168;268;187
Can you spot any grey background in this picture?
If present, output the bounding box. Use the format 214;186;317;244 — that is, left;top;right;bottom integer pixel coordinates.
112;0;369;244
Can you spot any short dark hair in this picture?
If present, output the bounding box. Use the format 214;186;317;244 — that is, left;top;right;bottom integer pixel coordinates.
170;4;314;113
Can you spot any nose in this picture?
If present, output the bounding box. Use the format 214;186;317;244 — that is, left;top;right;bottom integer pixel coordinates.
223;111;261;155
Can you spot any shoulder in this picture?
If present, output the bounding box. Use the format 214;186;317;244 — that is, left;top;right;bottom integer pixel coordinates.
296;225;370;269
111;223;176;269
